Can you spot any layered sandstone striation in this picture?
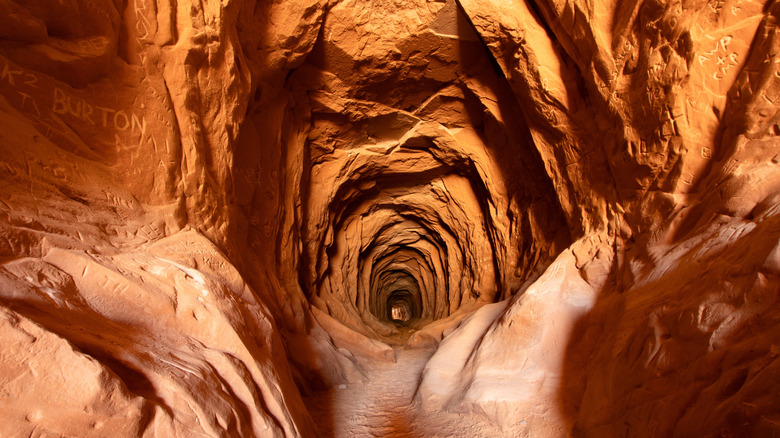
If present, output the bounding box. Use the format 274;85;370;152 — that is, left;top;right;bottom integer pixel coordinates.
0;0;778;436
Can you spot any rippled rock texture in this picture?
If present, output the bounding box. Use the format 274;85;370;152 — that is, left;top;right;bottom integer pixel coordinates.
0;0;778;436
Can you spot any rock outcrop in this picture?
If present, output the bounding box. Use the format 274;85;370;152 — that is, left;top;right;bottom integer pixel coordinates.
0;0;778;436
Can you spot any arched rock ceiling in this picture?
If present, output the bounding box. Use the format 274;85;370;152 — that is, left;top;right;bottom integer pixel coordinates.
292;0;569;342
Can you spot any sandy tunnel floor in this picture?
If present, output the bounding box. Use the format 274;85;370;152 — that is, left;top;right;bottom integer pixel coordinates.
303;348;508;437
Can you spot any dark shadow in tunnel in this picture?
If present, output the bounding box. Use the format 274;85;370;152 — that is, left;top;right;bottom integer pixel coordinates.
301;390;337;438
539;4;780;436
249;3;338;435
387;290;421;325
452;0;573;299
448;0;585;435
371;266;425;323
448;4;605;434
553;12;780;427
556;207;780;435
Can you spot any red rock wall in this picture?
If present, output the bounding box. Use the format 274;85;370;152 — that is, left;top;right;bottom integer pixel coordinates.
0;0;778;436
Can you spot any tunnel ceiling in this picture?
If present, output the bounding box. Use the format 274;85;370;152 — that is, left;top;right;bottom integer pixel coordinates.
290;0;571;342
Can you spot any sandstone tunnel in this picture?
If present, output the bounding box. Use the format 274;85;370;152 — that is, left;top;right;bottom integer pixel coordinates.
292;0;571;344
0;0;779;436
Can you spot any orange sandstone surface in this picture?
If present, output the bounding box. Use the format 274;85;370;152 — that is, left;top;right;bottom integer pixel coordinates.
0;0;778;436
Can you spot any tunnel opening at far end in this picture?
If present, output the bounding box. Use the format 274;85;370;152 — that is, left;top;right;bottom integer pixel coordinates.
386;290;420;325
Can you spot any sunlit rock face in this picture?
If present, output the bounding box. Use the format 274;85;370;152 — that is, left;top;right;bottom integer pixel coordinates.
0;0;778;436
